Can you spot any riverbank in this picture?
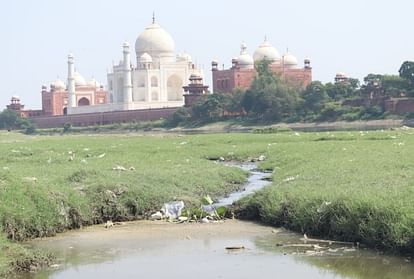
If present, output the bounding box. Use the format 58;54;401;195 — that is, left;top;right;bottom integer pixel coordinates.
35;119;405;135
0;132;254;276
2;129;414;276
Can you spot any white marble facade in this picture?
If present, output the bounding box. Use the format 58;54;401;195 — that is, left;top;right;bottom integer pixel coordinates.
69;17;202;114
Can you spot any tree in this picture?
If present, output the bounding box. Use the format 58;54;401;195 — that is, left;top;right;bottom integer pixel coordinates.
0;109;36;133
242;60;300;121
191;94;225;121
0;109;19;130
399;61;414;85
301;81;328;113
169;107;191;126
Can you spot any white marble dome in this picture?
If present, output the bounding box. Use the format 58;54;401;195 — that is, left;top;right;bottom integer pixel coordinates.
73;71;86;86
51;79;66;89
237;43;254;69
87;78;100;88
135;22;175;58
283;52;298;68
253;40;281;63
139;52;153;63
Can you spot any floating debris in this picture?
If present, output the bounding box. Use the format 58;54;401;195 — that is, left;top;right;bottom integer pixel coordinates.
225;246;245;250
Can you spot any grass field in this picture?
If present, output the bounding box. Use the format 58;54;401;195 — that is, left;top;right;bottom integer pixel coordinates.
237;128;414;253
1;128;414;275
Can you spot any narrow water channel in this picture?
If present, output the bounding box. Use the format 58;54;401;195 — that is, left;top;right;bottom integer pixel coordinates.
18;163;414;279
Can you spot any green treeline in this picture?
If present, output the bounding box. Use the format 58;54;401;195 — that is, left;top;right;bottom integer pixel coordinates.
172;60;414;125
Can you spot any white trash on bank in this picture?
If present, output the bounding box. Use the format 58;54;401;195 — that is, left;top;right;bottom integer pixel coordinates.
150;211;163;220
161;201;185;219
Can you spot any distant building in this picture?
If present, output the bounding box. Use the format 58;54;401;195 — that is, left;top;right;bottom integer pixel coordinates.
41;74;108;116
6;96;43;117
212;40;312;93
183;73;209;107
334;72;348;84
16;16;203;117
68;16;202;115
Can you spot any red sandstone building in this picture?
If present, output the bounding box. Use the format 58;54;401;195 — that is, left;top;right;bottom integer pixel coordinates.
41;74;108;116
212;41;312;93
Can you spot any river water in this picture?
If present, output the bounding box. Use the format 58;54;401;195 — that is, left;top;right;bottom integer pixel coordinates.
18;163;414;279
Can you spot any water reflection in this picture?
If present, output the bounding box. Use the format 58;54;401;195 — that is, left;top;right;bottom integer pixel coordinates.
255;230;414;279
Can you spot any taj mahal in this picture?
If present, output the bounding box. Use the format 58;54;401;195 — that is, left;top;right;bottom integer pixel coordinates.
8;16;312;121
42;16;203;116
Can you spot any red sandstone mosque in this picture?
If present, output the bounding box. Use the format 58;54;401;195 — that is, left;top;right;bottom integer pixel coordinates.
212;40;312;93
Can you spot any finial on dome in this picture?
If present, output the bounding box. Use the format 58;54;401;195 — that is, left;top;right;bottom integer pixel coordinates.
152;12;155;24
240;41;247;54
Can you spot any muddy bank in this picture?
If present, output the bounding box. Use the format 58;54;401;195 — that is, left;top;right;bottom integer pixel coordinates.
21;220;414;279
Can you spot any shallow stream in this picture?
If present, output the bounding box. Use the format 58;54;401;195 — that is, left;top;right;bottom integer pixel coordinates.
18;162;414;279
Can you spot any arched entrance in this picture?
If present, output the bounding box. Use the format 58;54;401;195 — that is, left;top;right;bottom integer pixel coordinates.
78;97;90;106
63;107;67;115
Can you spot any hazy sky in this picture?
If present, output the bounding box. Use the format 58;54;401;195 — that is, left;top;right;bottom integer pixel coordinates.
1;0;413;109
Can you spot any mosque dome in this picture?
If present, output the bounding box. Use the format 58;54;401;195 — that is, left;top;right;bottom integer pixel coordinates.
11;95;20;101
87;78;100;88
253;39;281;63
237;42;254;69
73;71;87;86
283;52;298;68
135;21;175;58
51;79;66;89
139;52;153;63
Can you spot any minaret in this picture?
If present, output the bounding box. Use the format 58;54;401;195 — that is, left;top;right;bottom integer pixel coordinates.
67;53;76;114
122;42;133;105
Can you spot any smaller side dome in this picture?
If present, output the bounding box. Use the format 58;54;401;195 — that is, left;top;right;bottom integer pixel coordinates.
283;52;298;68
237;42;254;69
11;95;20;102
139;52;153;63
